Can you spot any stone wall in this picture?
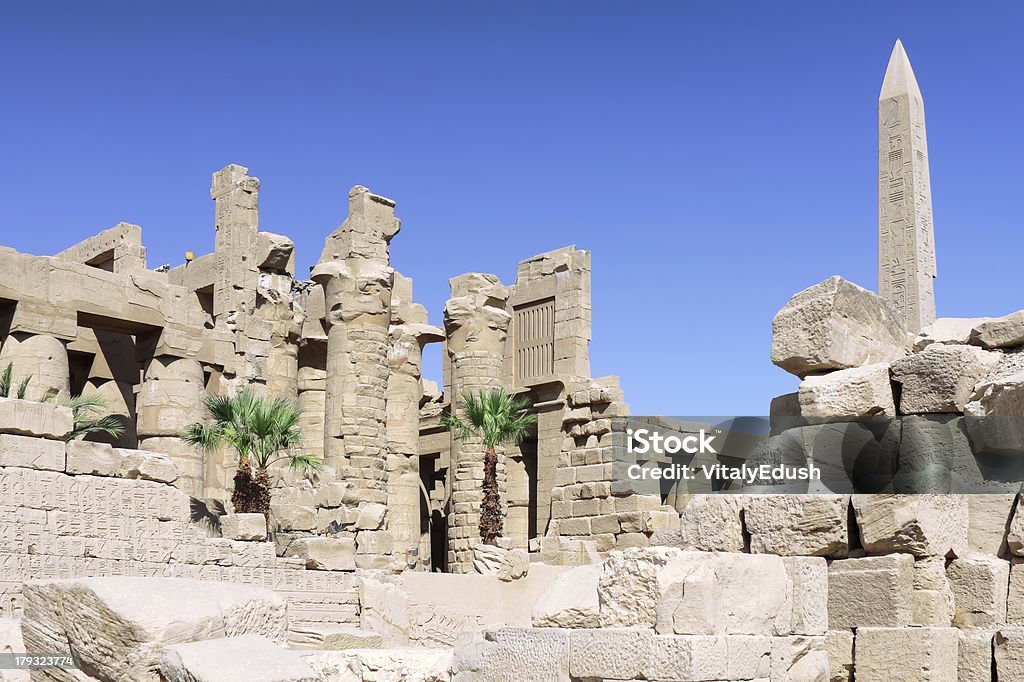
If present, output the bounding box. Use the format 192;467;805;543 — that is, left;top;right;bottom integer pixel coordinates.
0;397;360;636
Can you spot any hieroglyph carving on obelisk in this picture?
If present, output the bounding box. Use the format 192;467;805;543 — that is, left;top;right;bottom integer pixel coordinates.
878;39;936;333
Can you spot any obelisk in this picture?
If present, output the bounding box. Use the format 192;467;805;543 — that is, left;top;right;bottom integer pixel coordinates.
878;39;936;333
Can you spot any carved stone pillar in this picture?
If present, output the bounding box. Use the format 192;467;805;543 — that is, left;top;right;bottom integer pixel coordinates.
386;273;443;569
137;356;205;497
0;333;70;402
443;273;512;573
311;186;400;569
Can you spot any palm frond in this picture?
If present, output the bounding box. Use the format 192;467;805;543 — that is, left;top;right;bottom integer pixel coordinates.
40;387;60;403
16;375;32;400
65;393;107;416
0;363;12;398
68;415;125;441
444;387;537;448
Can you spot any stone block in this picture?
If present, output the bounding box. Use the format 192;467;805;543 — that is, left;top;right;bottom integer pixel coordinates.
855;627;959;682
968;493;1016;556
827;554;913;628
782;556;829;636
745;494;849;557
995;627;1024;681
116;448;179;484
948;555;1009;628
21;577;287;681
892;344;1001;413
649;634;728;681
653;551;794;636
355;502;387;530
771;276;908;378
915;317;990;350
285;537;356;571
64;439;120;476
798;363;895;420
675;495;745;552
532;563;600;628
0;397;73;439
959;629;995;682
1005;497;1024;557
356;530;394;555
825;629;854;682
1008;560;1024;624
567;628;653;680
0;432;65;471
725;634;771;680
271;504;317;532
451;627;568;682
472;544;528;582
221;513;268;542
852;493;968;557
964;371;1024;454
912;556;955;627
160;634;317;682
770;635;829;682
971;310;1024;349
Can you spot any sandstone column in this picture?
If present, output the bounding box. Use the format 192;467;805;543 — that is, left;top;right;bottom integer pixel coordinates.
879;39;936;333
443;273;511;573
0;333;70;402
386;273;443;569
311;186;400;569
137;356;205;496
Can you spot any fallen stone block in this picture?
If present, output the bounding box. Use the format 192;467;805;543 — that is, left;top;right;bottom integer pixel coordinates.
827;554;913;629
915;317;991;351
359;578;410;647
771;276;908;378
995;627;1024;681
855;627;958;682
160;634;317;682
532;563;600;628
472;544;529;582
959;629;995;682
964;371;1024;454
21;577;287;681
0;432;65;471
674;495;745;552
271;504;317;532
220;513;268;542
0;397;73;439
284;537;356;571
891;344;1001;413
948;555;1009;628
305;647;453;682
287;624;383;651
971;311;1024;349
451;627;568;681
824;629;854;682
798;363;896;421
852;494;968;557
744;494;848;557
912;556;954;627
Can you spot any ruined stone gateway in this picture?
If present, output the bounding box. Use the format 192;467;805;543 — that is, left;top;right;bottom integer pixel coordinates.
2;40;1024;681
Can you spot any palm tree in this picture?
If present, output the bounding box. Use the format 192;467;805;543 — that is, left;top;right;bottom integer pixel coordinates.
183;389;321;522
441;388;537;545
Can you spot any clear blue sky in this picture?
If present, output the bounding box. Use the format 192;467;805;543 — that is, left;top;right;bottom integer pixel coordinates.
2;3;1022;415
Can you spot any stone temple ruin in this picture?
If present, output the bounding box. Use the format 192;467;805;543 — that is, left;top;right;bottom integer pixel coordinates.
2;40;1024;681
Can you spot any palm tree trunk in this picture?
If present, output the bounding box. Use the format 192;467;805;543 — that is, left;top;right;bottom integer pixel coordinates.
479;445;503;545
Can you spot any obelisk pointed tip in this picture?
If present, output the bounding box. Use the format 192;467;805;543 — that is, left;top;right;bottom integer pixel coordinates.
880;38;921;100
